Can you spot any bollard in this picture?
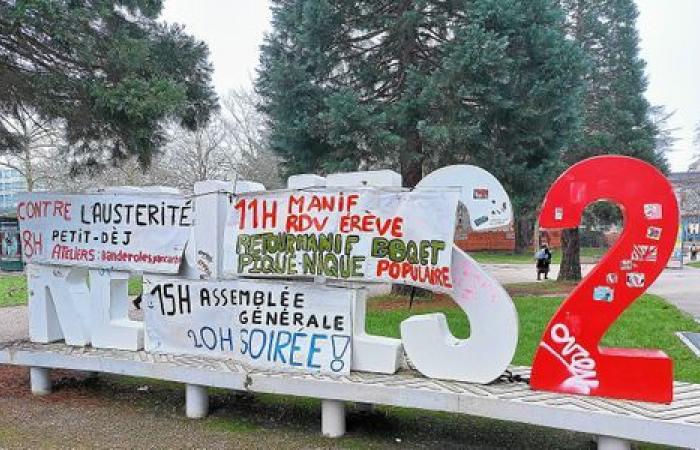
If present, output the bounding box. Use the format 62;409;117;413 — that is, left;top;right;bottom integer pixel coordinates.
321;399;346;438
597;436;631;450
30;367;51;395
185;384;209;419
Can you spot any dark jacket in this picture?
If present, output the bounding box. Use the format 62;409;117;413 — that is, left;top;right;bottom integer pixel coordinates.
536;248;552;271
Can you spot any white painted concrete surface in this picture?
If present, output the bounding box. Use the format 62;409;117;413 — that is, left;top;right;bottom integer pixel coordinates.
30;366;51;395
326;170;401;188
597;436;632;450
321;400;346;438
185;384;209;419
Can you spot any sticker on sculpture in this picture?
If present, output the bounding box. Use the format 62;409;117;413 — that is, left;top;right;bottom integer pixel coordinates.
644;203;663;220
606;273;618;284
593;286;614;302
620;259;634;271
626;272;645;288
646;226;662;241
473;188;489;200
631;244;658;262
554;207;563;221
474;215;489;226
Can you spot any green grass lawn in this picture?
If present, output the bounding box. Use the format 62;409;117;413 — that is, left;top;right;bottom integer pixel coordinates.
0;274;142;307
0;274;27;308
128;276;142;296
366;294;700;383
503;279;578;296
687;261;700;269
470;246;607;264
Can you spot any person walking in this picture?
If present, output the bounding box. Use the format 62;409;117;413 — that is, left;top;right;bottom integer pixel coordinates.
535;244;552;281
690;242;698;261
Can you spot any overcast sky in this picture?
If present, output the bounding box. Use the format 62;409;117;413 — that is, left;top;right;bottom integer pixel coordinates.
160;0;700;173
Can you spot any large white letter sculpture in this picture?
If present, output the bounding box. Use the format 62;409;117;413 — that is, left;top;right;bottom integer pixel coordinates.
401;165;518;383
20;166;518;384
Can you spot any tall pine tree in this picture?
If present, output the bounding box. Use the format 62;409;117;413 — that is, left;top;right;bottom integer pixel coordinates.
556;0;667;280
257;0;586;249
0;0;218;164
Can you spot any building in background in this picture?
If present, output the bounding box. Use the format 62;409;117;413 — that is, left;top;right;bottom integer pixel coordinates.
455;225;518;252
0;167;27;270
0;167;27;214
670;171;700;243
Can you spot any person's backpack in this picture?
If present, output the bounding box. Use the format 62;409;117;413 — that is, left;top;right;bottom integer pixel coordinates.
535;249;546;260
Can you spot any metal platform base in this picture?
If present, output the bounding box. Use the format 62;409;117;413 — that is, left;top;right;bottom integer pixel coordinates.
1;340;698;448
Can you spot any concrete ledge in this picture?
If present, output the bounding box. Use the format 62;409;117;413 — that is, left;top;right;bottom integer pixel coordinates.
0;341;698;448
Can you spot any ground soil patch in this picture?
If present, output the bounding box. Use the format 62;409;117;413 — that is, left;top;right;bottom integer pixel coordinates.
0;365;598;448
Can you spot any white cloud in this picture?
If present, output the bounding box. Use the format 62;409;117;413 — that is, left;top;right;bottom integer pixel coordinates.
160;0;272;94
637;0;700;171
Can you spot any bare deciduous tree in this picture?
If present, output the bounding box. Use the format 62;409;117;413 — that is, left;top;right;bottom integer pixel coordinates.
1;87;283;194
156;114;238;192
690;121;700;172
51;157;174;192
222;87;283;189
0;105;65;191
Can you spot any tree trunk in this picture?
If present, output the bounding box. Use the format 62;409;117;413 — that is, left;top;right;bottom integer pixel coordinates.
515;213;535;253
23;143;35;192
393;127;425;296
532;214;541;252
400;128;423;188
558;228;582;281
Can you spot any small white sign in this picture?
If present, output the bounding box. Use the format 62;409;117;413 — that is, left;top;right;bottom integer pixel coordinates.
143;277;354;375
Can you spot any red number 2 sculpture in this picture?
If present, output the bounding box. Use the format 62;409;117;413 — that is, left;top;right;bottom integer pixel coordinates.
530;156;678;403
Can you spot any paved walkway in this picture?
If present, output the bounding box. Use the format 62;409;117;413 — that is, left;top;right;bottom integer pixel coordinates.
647;266;700;319
481;263;594;284
482;263;700;320
0;305;28;342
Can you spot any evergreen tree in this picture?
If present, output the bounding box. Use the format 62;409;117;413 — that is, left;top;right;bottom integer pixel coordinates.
556;0;667;280
257;0;586;249
0;0;218;164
